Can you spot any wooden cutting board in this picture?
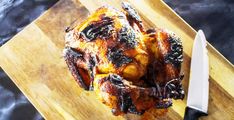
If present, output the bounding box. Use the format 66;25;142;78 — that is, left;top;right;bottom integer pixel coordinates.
0;0;233;119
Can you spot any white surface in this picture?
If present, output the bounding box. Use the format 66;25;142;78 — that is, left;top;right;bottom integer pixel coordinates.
187;30;209;113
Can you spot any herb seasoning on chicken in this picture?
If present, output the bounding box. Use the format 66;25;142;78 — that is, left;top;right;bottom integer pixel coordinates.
63;2;184;116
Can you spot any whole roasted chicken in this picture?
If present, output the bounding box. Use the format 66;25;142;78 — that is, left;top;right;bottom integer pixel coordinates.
64;2;184;116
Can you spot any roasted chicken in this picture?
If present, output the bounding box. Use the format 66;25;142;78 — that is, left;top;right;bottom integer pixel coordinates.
64;2;184;116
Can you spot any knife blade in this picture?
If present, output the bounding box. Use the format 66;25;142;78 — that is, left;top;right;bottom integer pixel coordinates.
184;30;209;120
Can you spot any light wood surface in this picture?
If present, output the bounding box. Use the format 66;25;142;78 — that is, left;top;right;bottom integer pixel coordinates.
0;0;233;119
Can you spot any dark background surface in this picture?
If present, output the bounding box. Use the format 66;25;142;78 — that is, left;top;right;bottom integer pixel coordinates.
0;0;233;120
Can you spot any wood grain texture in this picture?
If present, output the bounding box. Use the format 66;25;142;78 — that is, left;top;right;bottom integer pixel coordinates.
0;0;233;120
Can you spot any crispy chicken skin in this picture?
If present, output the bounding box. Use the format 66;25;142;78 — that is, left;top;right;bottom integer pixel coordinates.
64;2;184;115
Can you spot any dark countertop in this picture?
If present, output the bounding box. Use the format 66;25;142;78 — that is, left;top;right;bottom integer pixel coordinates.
0;0;233;120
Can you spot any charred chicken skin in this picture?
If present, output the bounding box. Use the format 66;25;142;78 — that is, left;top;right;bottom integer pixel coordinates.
64;2;184;116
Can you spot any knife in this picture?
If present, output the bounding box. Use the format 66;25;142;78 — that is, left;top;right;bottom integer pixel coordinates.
184;30;209;120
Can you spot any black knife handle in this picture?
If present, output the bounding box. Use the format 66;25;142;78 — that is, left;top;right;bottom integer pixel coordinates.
184;106;208;120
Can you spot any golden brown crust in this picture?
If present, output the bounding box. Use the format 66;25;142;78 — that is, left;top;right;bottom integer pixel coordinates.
64;2;184;116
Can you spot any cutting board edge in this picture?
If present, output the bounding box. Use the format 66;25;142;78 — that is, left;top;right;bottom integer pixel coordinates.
0;54;48;120
160;0;233;67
